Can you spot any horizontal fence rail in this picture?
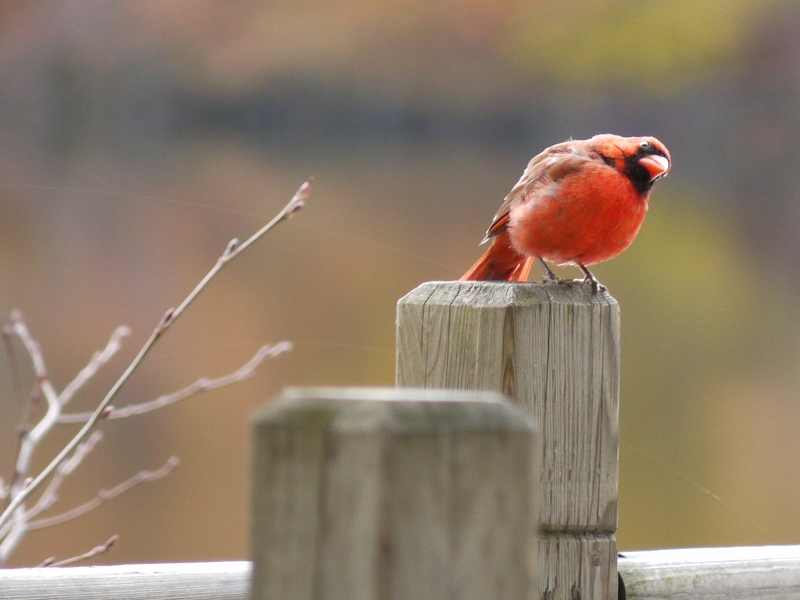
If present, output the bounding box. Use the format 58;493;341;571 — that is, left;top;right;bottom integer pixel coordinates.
0;561;250;600
619;545;800;600
3;548;800;600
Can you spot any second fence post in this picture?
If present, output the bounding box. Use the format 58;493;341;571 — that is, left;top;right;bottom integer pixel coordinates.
250;387;538;600
397;281;620;600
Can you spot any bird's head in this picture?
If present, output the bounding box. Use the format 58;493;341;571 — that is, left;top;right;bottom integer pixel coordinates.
593;135;671;195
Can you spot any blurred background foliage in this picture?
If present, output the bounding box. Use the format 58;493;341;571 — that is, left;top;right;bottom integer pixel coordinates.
0;0;799;565
508;0;778;90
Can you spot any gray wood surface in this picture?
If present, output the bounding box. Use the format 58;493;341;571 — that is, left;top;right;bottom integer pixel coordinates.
619;545;800;599
0;561;250;600
250;387;538;600
397;281;620;600
4;547;799;599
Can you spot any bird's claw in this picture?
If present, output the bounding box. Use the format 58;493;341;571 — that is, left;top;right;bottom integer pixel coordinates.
541;272;567;285
540;260;606;294
578;265;605;295
581;277;606;295
539;258;570;286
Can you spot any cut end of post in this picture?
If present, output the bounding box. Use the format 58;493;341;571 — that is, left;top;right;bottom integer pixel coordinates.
402;279;617;305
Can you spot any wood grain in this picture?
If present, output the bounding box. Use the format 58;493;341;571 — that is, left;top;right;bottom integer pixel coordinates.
250;387;538;600
0;561;250;600
619;545;800;599
4;546;799;600
397;281;620;600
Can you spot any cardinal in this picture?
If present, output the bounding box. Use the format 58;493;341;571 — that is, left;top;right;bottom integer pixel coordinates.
460;134;671;291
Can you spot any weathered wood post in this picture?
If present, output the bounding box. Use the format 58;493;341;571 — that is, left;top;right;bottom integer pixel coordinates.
250;387;538;600
397;281;620;600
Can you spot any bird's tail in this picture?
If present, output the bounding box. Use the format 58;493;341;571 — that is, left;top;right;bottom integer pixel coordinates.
460;234;534;282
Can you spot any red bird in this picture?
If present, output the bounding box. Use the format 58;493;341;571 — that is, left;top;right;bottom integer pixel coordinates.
460;134;671;291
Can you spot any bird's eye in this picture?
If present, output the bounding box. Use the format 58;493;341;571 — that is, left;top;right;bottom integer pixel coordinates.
639;140;651;150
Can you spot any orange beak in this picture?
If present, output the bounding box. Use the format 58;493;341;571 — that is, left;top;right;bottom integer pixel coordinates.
639;155;670;181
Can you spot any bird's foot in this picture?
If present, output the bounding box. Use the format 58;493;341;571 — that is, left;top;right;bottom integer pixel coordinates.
539;258;570;285
578;265;606;295
541;272;571;285
540;259;605;293
582;277;606;294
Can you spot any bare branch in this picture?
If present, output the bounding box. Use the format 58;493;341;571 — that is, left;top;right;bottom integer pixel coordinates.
2;325;23;411
0;508;26;562
20;432;105;525
59;326;131;408
1;322;128;560
10;311;60;406
11;311;62;482
166;178;311;325
38;535;118;568
0;432;105;545
27;456;178;531
59;431;105;476
0;179;311;535
58;341;292;423
6;385;39;510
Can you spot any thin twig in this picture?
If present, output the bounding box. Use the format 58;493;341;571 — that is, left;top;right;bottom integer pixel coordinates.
1;315;58;555
58;341;292;422
59;326;131;408
0;179;311;535
6;385;38;511
10;312;62;485
2;325;23;411
28;457;178;530
4;324;128;515
38;535;118;568
0;326;129;560
0;432;105;542
165;178;311;326
18;432;105;525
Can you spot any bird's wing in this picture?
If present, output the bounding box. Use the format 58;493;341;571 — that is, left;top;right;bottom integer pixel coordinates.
483;142;593;242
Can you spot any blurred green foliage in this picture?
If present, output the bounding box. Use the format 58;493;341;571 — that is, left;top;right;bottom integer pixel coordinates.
507;0;783;90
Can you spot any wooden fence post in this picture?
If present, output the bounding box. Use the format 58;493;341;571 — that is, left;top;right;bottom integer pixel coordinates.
250;386;538;600
397;281;620;600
